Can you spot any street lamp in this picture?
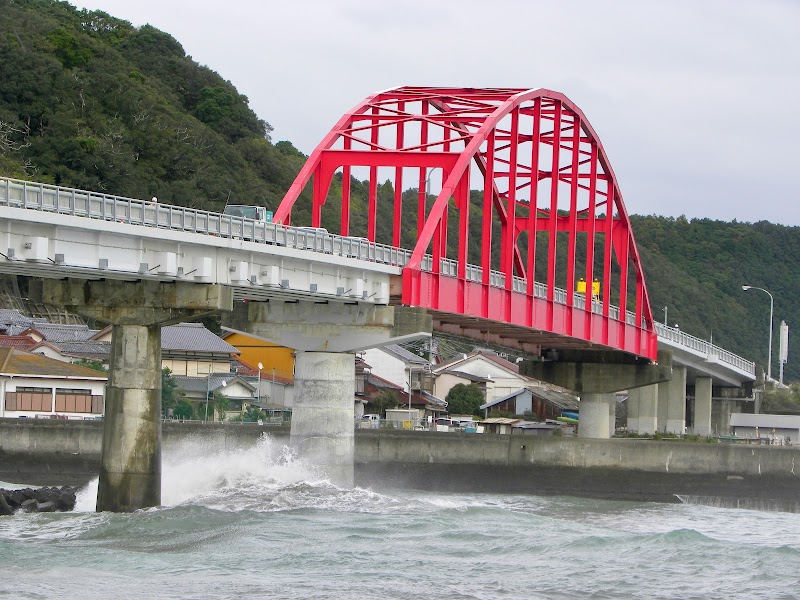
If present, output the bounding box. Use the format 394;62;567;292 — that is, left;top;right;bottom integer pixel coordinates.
257;362;263;407
742;285;774;382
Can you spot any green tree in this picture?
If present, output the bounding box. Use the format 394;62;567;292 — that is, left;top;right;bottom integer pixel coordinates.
74;358;108;373
213;392;230;422
368;390;399;417
761;384;800;415
161;367;184;417
173;400;194;420
445;383;485;417
241;405;266;422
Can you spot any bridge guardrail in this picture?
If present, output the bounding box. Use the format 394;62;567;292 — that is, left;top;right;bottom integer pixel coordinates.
0;176;755;377
654;323;755;375
0;176;413;268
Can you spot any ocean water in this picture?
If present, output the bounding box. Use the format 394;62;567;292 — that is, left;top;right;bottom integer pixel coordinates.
2;434;800;600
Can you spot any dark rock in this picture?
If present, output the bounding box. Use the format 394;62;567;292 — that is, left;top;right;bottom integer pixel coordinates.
0;493;12;516
33;487;52;502
7;490;26;508
55;490;76;511
0;486;78;515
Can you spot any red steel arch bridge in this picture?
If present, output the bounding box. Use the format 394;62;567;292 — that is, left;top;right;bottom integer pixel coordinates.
275;86;657;361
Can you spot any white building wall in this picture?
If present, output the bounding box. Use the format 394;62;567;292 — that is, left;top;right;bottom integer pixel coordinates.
31;347;70;362
362;348;409;390
0;375;106;419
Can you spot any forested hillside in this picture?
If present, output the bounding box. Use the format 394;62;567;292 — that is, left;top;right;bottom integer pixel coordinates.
0;0;308;212
1;0;798;382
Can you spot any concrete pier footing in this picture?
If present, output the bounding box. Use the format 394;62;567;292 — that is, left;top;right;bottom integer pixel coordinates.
291;352;356;487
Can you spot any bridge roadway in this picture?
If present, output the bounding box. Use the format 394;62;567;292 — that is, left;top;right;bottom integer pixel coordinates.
0;177;754;382
0;177;757;505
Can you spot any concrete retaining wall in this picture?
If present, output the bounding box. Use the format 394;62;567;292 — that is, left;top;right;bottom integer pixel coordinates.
2;419;799;509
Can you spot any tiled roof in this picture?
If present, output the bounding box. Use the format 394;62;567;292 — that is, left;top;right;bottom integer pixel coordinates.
173;374;254;394
433;350;521;375
0;347;107;379
0;309;46;327
366;372;403;390
45;340;111;358
0;335;37;351
481;386;579;411
161;323;240;354
10;323;98;342
383;344;430;365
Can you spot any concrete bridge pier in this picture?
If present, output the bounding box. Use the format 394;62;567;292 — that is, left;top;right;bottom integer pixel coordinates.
693;377;713;436
224;301;431;487
660;366;687;434
42;279;232;512
525;349;673;439
577;393;615;439
292;352;356;485
627;384;658;434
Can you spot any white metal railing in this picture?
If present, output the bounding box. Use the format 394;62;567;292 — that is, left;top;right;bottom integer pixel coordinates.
654;322;755;375
0;176;755;376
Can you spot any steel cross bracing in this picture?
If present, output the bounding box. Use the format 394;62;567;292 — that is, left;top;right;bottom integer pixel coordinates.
274;87;657;360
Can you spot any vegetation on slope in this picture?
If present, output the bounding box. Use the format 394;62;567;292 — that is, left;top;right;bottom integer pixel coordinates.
0;0;307;212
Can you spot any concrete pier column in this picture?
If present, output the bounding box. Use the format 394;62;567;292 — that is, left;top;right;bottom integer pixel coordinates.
579;393;615;439
628;385;658;434
627;390;640;432
41;279;233;512
664;366;687;434
712;398;737;436
694;377;713;437
97;324;162;512
292;351;356;487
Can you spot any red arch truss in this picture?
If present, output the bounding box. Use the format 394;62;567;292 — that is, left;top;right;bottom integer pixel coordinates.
274;87;657;360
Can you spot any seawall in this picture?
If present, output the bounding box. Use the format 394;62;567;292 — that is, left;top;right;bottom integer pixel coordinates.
2;419;799;510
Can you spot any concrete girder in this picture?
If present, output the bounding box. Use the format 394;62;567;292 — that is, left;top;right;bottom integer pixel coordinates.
522;349;673;394
222;301;431;353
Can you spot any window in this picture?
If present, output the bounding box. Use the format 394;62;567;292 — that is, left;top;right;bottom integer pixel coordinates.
55;388;93;413
5;387;52;412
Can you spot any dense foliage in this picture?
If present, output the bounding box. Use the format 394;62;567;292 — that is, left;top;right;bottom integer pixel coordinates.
445;383;485;417
0;0;308;212
631;216;800;381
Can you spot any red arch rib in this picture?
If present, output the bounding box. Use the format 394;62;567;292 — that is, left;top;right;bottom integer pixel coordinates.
274;86;657;360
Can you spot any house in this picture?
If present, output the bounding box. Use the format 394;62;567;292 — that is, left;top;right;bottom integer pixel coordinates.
362;371;447;421
433;350;531;404
0;334;37;352
93;322;240;376
729;413;800;443
222;330;295;382
0;347;106;419
480;386;580;420
172;373;257;421
362;344;432;392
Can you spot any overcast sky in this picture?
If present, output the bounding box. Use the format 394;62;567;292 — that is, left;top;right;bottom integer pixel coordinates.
72;0;800;225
